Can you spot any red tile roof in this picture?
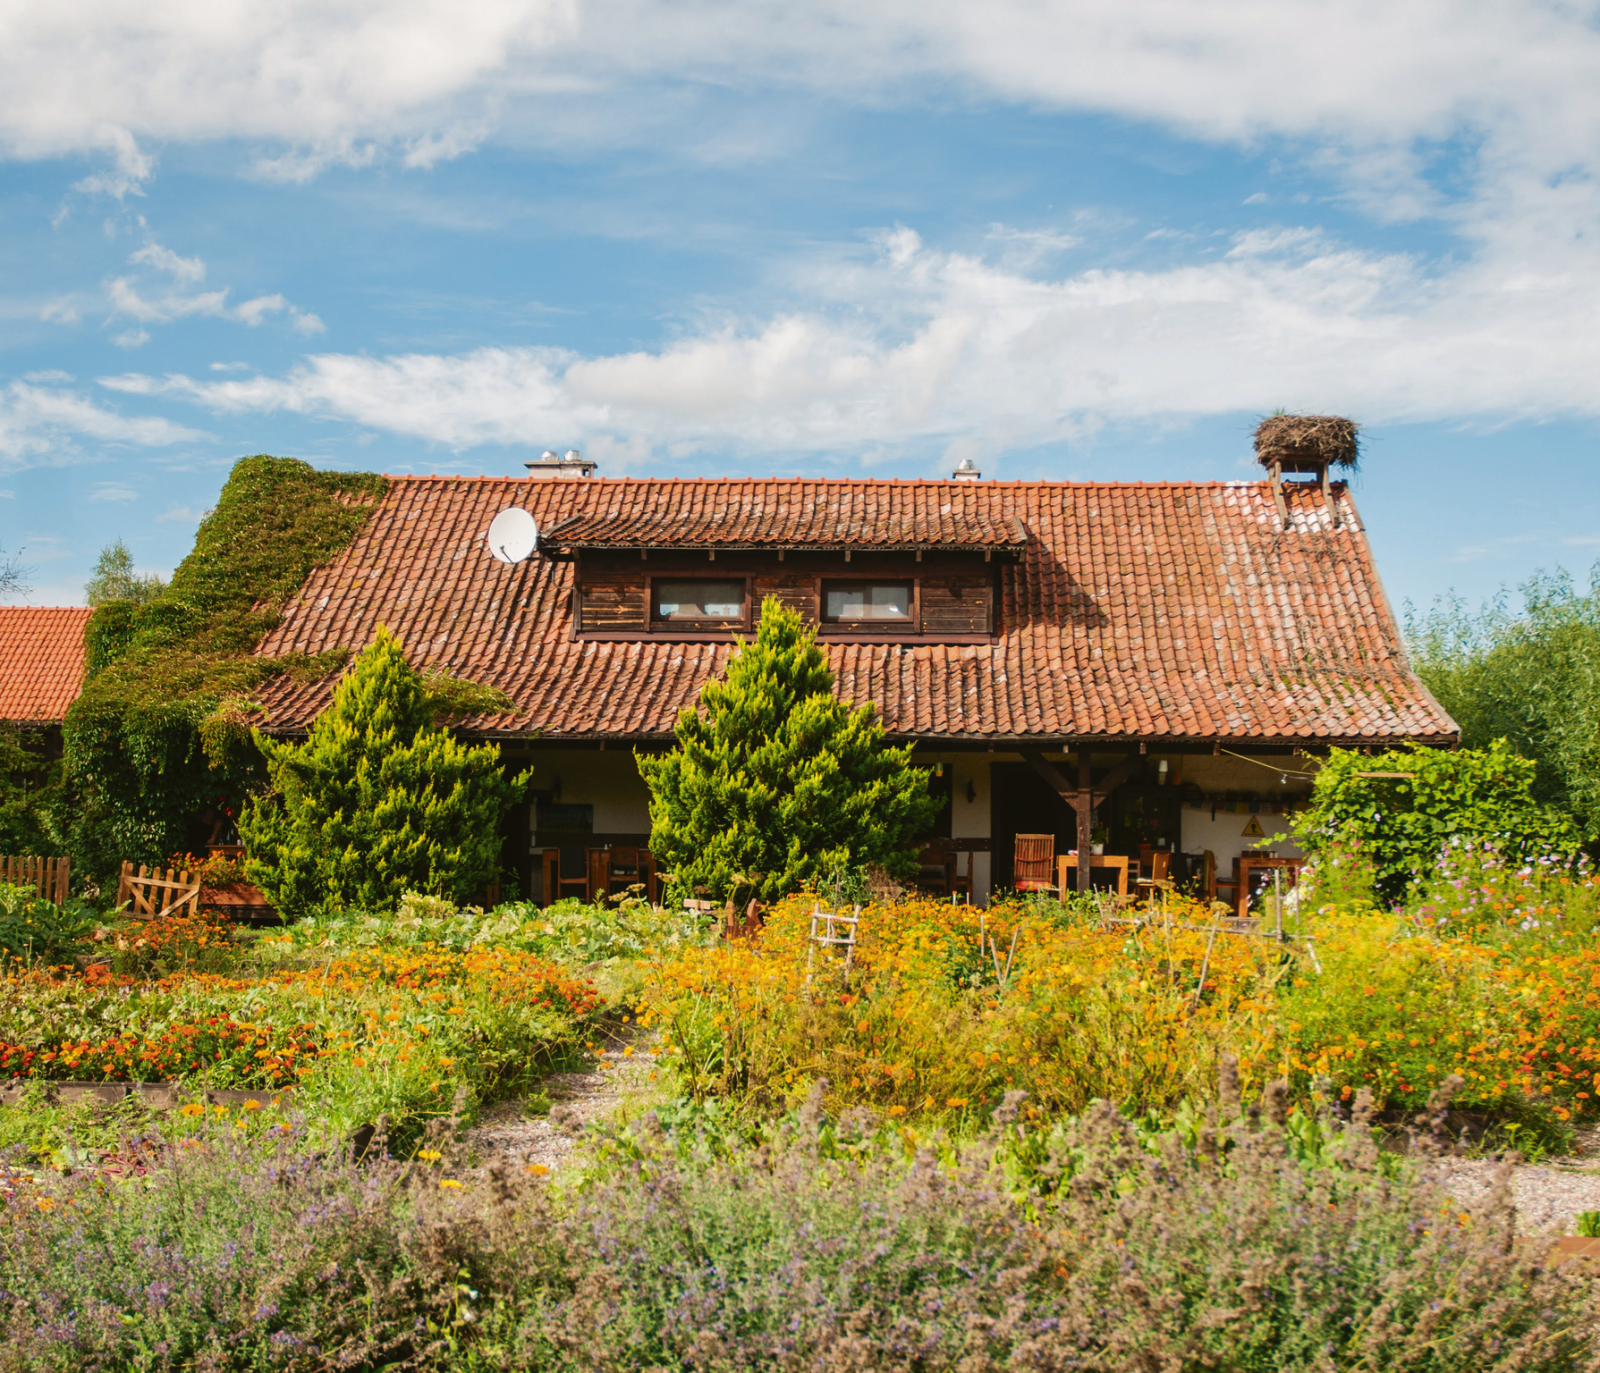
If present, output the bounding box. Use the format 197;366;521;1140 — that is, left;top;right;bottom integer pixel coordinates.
0;607;92;723
540;477;1029;550
253;475;1457;745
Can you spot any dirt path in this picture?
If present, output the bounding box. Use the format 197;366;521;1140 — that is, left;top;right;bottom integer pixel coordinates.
464;1022;663;1174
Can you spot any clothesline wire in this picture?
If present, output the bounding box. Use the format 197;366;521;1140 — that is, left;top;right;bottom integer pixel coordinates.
1215;747;1323;781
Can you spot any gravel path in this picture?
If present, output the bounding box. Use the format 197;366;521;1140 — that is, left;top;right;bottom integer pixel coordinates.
1437;1124;1600;1236
464;1023;663;1175
467;1045;1600;1239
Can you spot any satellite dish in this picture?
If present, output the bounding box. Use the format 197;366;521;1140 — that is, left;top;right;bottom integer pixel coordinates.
486;507;539;564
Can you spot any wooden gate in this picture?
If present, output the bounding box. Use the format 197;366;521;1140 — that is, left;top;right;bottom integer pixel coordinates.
0;855;71;905
115;861;201;919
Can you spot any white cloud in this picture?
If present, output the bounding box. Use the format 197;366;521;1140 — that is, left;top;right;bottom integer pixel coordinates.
129;241;205;285
101;209;1600;461
70;124;153;198
104;241;325;337
22;370;73;383
0;379;206;470
0;2;1596;199
111;327;150;349
90;482;139;502
40;299;80;325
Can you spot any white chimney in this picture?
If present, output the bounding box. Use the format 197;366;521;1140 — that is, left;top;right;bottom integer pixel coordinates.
525;448;597;480
951;457;982;481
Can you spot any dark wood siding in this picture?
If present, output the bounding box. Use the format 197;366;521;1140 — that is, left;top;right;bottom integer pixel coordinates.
754;575;817;621
920;576;991;634
579;581;647;631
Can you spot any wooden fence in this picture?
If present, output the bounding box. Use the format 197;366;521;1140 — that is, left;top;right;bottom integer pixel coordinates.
0;855;71;906
115;861;201;919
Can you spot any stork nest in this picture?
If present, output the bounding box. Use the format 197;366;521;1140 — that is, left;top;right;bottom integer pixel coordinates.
1253;414;1360;470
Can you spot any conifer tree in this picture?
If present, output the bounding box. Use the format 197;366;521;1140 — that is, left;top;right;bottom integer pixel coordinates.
637;598;940;904
240;626;526;917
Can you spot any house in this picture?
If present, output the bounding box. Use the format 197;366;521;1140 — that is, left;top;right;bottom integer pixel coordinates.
252;433;1457;907
0;606;93;751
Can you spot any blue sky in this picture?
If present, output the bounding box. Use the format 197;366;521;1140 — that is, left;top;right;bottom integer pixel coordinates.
4;1;1600;618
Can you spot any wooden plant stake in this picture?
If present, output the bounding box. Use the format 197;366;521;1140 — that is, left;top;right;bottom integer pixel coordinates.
1191;906;1222;1010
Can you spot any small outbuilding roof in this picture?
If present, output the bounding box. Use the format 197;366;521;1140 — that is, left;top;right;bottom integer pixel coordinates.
0;606;92;723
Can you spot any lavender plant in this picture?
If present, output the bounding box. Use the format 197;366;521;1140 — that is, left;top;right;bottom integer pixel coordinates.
1;1083;1594;1372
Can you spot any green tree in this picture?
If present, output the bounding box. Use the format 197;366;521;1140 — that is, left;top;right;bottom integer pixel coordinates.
84;539;166;606
1298;740;1585;904
239;626;527;918
1408;567;1600;837
637;598;941;905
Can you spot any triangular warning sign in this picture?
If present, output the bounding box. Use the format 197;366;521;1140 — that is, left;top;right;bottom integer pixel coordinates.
1240;816;1265;838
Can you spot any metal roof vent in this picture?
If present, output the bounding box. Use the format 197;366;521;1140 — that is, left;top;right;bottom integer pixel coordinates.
525;448;598;480
950;457;982;481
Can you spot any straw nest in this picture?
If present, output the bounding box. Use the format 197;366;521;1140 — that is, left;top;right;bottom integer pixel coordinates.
1253;414;1360;470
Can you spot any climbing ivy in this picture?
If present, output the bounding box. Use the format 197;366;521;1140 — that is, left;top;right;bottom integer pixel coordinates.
63;457;392;885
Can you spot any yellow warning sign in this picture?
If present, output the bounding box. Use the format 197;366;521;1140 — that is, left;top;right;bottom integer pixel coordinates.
1240;816;1265;838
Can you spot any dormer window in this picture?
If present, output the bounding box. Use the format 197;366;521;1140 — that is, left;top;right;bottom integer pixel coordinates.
653;578;745;623
823;580;913;623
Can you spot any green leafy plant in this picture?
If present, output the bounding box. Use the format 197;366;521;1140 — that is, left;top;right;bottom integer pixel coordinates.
637;597;941;905
1409;566;1600;838
63;456;390;883
240;626;528;918
1297;740;1586;903
0;883;97;966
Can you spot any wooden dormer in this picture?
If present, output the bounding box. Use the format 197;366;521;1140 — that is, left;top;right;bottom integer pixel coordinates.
569;546;1004;643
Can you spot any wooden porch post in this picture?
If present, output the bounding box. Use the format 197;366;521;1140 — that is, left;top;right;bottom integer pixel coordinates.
1021;748;1141;898
1074;754;1093;894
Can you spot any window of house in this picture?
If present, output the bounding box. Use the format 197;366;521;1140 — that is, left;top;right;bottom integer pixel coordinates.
653;579;745;622
823;581;913;623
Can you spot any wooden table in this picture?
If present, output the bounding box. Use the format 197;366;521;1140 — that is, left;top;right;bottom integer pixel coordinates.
1234;855;1303;920
1057;853;1129;897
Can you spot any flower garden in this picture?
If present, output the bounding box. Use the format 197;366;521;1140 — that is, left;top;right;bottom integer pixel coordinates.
0;843;1598;1368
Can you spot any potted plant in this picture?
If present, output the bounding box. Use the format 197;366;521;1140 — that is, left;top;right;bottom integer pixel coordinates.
1090;823;1108;856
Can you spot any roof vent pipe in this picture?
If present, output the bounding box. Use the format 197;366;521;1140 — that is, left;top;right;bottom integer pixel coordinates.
951;457;982;481
525;448;598;480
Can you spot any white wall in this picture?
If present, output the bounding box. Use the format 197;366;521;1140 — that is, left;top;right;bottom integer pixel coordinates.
520;749;653;833
1173;753;1308;871
924;752;993;904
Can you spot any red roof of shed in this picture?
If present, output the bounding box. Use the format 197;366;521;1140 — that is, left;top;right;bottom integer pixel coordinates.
0;606;92;723
252;475;1456;745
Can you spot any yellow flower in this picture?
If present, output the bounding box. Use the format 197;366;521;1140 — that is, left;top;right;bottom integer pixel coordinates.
418;1148;443;1161
243;1099;262;1111
440;1179;463;1189
525;1163;550;1176
179;1102;204;1117
946;1097;968;1108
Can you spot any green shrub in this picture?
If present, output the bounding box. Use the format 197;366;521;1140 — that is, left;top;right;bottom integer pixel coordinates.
1298;740;1586;903
638;598;941;905
241;627;528;919
0;883;97;967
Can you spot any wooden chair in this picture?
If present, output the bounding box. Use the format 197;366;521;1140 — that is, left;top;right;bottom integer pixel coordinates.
914;843;953;896
552;845;591;903
604;844;643;896
1204;850;1238;910
1135;850;1172;903
1014;833;1057;892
